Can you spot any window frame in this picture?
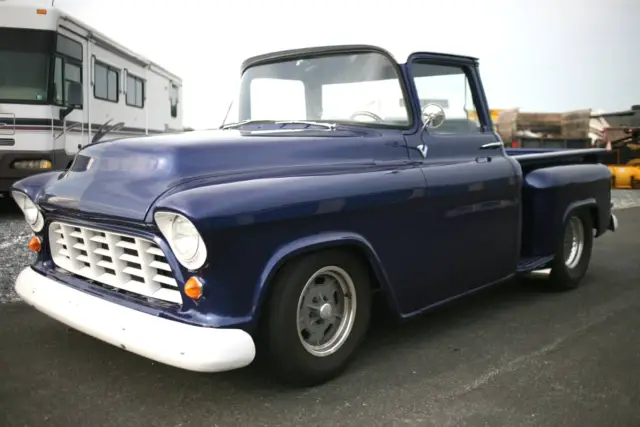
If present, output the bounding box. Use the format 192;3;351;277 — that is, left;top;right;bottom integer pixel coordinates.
408;57;491;134
51;33;84;109
93;60;120;103
126;72;145;108
410;57;489;135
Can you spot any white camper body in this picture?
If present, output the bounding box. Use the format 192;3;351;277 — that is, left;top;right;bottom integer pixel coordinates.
0;2;183;193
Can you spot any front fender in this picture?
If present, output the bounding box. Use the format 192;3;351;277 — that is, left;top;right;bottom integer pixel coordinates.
10;171;62;203
251;231;399;324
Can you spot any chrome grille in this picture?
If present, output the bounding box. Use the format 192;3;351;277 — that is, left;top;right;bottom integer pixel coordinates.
48;221;181;305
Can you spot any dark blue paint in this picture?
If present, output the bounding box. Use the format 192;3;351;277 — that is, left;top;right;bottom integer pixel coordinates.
11;45;616;333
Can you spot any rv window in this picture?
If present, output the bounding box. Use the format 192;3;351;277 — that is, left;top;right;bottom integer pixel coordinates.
56;34;82;61
250;78;305;120
94;62;119;103
53;57;63;104
169;83;179;118
64;62;82;106
0;28;53;103
126;74;144;108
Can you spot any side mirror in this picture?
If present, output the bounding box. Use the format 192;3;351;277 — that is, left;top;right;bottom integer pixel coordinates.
59;81;83;121
421;103;445;129
67;81;83;108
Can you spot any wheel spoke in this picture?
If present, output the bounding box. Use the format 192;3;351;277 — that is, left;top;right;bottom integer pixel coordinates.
296;266;358;357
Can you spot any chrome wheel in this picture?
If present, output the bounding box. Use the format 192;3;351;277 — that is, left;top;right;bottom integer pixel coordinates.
296;266;357;357
563;216;585;269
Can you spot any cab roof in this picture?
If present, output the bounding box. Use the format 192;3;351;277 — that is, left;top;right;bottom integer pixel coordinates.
242;44;478;73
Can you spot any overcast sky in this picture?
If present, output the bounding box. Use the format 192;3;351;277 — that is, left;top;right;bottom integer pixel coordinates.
47;0;640;128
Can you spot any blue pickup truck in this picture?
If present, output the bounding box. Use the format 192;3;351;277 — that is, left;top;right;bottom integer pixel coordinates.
11;44;618;387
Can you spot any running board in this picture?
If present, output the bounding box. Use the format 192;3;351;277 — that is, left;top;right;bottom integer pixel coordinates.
516;255;554;273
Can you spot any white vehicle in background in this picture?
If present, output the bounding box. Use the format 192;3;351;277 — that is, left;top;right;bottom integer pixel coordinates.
0;1;184;194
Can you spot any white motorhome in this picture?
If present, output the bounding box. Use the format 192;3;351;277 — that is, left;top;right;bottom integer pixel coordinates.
0;2;184;194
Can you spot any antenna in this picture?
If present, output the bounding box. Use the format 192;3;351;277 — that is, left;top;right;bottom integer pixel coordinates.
52;0;55;6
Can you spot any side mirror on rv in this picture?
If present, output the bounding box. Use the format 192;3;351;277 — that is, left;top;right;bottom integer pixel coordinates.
59;81;83;121
67;81;83;108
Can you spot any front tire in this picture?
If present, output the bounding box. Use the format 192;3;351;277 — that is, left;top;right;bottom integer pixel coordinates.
259;249;372;387
548;210;593;291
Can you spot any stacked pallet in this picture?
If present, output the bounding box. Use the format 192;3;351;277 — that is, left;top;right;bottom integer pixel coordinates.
495;109;592;142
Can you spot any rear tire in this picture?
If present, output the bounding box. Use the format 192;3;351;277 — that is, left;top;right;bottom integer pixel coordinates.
259;249;372;387
548;210;593;291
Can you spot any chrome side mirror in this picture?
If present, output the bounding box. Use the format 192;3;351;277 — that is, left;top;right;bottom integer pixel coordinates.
421;103;445;129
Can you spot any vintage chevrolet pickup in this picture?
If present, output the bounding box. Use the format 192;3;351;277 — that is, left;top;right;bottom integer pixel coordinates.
11;44;618;387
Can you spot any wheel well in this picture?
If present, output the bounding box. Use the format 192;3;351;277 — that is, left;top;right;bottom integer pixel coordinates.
255;244;383;329
589;206;599;231
269;244;382;292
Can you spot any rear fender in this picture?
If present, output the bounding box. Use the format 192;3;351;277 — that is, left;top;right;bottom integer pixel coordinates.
521;163;611;257
251;231;399;324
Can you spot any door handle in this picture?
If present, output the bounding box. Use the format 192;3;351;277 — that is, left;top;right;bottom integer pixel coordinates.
476;156;491;163
480;141;504;149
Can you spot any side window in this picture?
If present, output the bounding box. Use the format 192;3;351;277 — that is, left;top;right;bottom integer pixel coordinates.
63;62;82;105
94;61;119;103
169;82;179;118
126;74;145;108
53;33;83;107
53;57;63;105
412;62;482;134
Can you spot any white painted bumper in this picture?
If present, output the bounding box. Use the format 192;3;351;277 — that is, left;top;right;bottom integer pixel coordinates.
15;267;256;373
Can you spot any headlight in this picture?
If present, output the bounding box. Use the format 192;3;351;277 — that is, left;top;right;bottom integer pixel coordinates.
11;191;44;232
154;211;207;270
171;216;199;261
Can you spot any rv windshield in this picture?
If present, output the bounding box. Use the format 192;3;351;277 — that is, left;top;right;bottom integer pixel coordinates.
222;51;410;128
0;28;53;103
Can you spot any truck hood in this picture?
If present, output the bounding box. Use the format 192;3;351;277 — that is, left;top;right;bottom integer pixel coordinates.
37;128;379;221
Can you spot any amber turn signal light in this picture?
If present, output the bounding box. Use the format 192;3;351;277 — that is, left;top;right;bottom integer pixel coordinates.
28;236;41;252
184;276;203;300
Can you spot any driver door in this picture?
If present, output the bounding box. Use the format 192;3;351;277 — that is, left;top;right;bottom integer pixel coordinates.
404;55;520;306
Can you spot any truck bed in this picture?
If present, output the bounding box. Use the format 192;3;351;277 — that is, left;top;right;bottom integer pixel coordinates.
507;148;608;168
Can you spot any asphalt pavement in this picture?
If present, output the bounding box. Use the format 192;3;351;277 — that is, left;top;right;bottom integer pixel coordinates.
0;201;639;427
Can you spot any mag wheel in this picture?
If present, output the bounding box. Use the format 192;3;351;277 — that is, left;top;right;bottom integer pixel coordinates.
260;249;372;387
548;210;593;291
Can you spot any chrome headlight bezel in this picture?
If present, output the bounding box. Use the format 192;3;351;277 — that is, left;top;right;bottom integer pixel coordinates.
11;191;44;232
154;211;207;270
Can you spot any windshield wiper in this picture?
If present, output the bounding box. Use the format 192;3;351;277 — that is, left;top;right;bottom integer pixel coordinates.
220;119;336;130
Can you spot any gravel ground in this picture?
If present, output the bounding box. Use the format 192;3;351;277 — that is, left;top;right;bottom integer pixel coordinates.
0;195;35;303
0;207;639;427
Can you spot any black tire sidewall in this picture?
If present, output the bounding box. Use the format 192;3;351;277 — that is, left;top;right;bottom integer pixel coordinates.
261;249;372;385
549;210;593;289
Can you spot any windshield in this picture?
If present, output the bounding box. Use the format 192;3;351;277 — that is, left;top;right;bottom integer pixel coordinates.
223;51;410;128
0;28;53;102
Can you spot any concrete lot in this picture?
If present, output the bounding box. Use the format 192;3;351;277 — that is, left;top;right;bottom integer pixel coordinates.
0;201;639;427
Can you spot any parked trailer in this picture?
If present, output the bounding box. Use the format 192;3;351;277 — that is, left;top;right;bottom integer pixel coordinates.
0;2;184;194
591;106;640;189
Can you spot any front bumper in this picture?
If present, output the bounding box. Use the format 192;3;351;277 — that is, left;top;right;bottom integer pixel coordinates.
15;267;256;373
